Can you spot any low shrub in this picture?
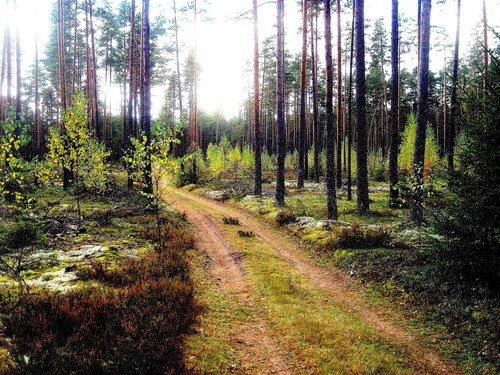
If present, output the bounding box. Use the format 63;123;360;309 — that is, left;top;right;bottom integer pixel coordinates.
332;223;391;249
276;210;296;226
237;230;254;238
139;221;195;254
222;216;239;225
3;251;199;375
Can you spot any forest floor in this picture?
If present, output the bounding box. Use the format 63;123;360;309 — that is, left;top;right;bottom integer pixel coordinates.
165;186;462;375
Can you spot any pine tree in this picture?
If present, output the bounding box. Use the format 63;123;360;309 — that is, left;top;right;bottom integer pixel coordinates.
389;0;399;203
253;0;262;196
140;0;153;194
324;0;338;220
275;0;286;206
298;0;308;189
355;0;369;213
409;0;432;223
448;0;461;171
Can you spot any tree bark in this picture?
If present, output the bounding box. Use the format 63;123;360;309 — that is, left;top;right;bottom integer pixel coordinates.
355;0;369;213
347;0;355;201
389;0;399;202
410;0;432;223
140;0;153;194
72;0;78;97
482;0;488;91
88;0;99;139
311;13;320;183
298;0;308;189
275;0;286;206
0;19;7;123
336;0;343;189
253;0;262;196
324;0;338;220
173;0;183;116
35;37;42;158
58;0;70;189
448;0;460;171
14;0;21;122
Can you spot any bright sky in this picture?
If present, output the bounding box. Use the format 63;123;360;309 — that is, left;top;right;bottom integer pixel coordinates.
2;0;500;119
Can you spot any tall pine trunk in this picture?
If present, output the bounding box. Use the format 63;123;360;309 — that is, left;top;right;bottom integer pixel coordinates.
336;0;343;189
14;1;21;122
448;0;461;171
355;0;369;213
253;0;262;196
298;0;308;189
275;0;286;206
58;0;70;189
35;37;42;158
347;0;355;201
311;13;320;183
126;0;136;189
410;0;432;223
389;0;399;203
140;0;153;194
324;0;338;220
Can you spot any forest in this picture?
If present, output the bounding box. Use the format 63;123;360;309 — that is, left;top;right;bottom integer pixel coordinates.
0;0;499;374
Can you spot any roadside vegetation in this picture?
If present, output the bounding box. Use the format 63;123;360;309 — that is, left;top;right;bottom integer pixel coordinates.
0;98;199;374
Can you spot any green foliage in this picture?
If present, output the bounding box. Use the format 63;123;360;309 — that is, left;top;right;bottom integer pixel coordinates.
435;60;500;289
240;145;254;172
205;137;255;179
261;152;275;173
205;136;231;178
0;218;45;292
285;151;299;172
0;117;36;210
398;113;440;176
43;92;110;194
124;123;180;250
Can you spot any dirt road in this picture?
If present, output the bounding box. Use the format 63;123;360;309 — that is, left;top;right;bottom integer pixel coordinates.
165;187;461;375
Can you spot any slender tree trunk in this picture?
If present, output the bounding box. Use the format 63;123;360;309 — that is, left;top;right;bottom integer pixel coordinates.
324;0;338;220
6;9;12;112
482;0;488;91
58;0;70;189
448;0;460;171
0;19;7;123
355;0;369;213
336;0;342;189
126;0;136;189
103;38;109;146
72;0;78;97
410;0;432;223
253;0;262;196
35;38;42;158
298;0;308;189
389;0;399;203
88;0;99;139
140;0;153;194
417;0;421;87
275;0;286;206
173;0;183;116
380;37;389;158
347;0;355;201
85;1;92;129
14;0;21;122
311;13;320;183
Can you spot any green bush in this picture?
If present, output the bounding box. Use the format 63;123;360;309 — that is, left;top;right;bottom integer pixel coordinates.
276;210;296;226
332;223;391;249
398;113;440;177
